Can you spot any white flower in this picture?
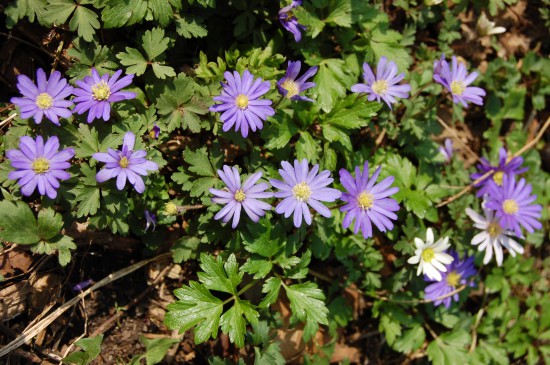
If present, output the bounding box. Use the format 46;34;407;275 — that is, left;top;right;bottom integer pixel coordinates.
407;228;454;281
476;12;506;37
465;206;523;266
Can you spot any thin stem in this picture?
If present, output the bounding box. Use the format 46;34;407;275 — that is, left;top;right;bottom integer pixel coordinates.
436;116;480;162
222;279;260;306
272;95;286;109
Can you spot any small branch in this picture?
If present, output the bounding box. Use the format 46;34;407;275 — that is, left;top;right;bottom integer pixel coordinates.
435;116;479;162
469;287;487;354
0;252;171;357
373;285;467;304
0;113;17;128
437;115;550;208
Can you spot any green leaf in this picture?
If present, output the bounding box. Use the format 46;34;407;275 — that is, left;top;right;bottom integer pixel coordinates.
151;63;176;79
283;282;328;326
322;94;381;129
198;253;242;295
49;235;77;267
101;0;147;28
165;281;223;343
175;15;208;38
0;200;40;244
75;187;101;217
62;335;103;365
393;325;425;353
142;27;170;60
427;330;471;365
296;131;318;162
141;336;179;365
156;74;209;132
116;47;148;76
171;236;200;263
148;0;174;27
5;0;47;28
37;208;64;240
315;59;356;112
43;0;75;25
183;147;217;177
69;5;100;42
220;298;259;348
259;277;282;308
379;313;401;345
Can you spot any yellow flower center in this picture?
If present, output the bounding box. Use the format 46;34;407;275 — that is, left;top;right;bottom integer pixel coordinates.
234;189;246;202
32;157;50;174
487;222;502;238
281;80;300;98
92;80;111;101
451;81;466;96
502;199;519;214
371;80;389;95
492;171;504;186
357;192;374;210
35;93;53;109
446;271;461;287
119;156;129;168
292;182;312;202
421;248;435;263
165;202;179;215
235;94;249;109
149;130;157;139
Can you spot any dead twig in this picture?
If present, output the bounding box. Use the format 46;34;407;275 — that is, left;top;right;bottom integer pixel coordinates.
0;252;171;358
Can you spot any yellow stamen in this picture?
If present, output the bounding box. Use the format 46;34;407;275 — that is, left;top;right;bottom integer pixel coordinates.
35;93;53;109
165;202;179;215
502;199;519;214
234;190;246;202
91;80;111;101
487;222;502;238
281;80;300;98
446;271;461;287
492;171;504;186
119;156;129;168
371;80;389;96
235;94;249;109
292;182;311;202
451;81;466;96
357;192;374;210
421;248;435;263
32;157;50;174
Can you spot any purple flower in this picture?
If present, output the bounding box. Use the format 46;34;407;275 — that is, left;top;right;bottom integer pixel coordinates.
92;131;158;193
424;251;476;308
10;68;73;125
73;68;137;123
470;147;527;197
270;159;342;228
150;124;160;139
145;210;157;231
485;175;542;236
339;161;399;239
209;70;275;138
209;166;273;228
439;138;453;162
279;0;306;42
433;55;486;107
351;57;411;109
6;135;74;199
276;61;318;102
72;279;93;292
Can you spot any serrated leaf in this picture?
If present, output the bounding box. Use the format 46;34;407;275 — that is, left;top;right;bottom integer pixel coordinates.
116;47;148;76
142;27;170;60
315;58;355;112
379;313;401;345
151;63;176;79
175;14;208;38
37;208;63;241
76;187;100;217
220;298;259;348
393;325;425;353
427;330;470;365
101;0;147;28
141;336;179;365
148;0;174;27
62;335;103;365
0;200;40;244
283;282;328;325
183;147;216;177
171;236;200;263
296;131;318;161
197;253;242;295
5;0;47;28
69;5;100;42
259;277;282;308
49;235;77;267
165;281;223;343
